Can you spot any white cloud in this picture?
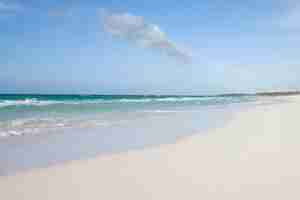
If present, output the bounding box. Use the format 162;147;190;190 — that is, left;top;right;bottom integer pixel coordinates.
100;10;191;63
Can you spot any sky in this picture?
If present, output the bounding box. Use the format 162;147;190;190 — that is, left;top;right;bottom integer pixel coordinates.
0;0;299;95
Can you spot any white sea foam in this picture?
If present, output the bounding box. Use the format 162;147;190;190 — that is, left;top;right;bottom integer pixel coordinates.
8;130;23;136
0;99;100;108
154;97;216;102
0;96;241;108
0;117;112;139
119;98;153;103
0;97;223;106
143;110;204;113
0;99;61;108
0;131;9;137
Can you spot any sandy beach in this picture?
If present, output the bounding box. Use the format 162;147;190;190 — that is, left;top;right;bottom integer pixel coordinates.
1;97;300;200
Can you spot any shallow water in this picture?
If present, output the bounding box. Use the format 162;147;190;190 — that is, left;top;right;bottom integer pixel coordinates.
1;94;276;176
0;94;257;138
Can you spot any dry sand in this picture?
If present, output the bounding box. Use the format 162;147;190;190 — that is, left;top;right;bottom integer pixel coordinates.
1;97;300;199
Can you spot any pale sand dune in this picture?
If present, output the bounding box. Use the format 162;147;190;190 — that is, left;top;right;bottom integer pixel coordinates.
1;98;300;199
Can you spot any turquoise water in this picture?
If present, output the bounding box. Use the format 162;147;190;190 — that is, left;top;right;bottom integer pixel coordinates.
0;94;262;175
0;94;257;138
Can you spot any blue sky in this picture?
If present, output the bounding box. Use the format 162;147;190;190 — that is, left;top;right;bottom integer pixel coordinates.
0;0;299;94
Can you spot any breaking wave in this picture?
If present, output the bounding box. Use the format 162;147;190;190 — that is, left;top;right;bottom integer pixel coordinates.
0;96;253;108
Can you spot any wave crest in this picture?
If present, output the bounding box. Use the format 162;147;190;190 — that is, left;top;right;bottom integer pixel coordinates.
0;96;256;108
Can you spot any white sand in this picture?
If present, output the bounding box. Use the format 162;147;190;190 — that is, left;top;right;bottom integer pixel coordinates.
1;97;300;200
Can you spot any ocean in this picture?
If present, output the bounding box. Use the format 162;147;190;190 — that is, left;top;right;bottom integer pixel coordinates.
0;94;258;139
0;94;264;175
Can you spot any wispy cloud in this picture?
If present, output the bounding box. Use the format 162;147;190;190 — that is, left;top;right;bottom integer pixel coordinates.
100;9;191;63
279;6;300;30
275;0;300;31
0;1;22;13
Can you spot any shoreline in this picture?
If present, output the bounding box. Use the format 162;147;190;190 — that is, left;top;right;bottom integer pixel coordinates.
1;97;300;199
0;103;243;176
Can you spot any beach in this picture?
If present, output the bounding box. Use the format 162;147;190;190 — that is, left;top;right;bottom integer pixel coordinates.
1;96;300;199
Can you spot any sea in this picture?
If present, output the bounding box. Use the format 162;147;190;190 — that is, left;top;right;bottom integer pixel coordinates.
0;94;275;175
